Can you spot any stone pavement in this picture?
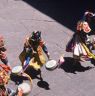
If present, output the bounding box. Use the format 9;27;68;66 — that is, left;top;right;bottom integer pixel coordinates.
0;0;95;96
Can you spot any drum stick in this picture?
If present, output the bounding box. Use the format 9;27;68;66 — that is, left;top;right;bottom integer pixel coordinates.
22;56;31;71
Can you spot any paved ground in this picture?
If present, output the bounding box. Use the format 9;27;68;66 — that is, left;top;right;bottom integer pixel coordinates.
0;0;95;96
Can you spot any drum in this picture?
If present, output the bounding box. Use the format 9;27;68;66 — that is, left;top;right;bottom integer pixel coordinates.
12;65;23;75
45;60;57;71
18;82;31;95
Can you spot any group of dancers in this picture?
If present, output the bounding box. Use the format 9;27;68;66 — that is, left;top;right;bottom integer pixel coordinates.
0;10;95;96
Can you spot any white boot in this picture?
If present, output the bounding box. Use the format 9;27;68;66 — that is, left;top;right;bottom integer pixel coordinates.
58;54;65;67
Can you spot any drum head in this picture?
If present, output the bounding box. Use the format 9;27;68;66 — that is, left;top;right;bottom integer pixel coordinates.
18;82;31;95
12;66;22;74
45;60;57;70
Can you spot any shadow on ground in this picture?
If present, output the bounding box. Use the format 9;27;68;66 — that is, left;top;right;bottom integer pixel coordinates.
59;57;93;74
23;0;95;31
24;67;42;79
10;67;50;90
25;67;50;90
10;74;28;85
37;80;50;90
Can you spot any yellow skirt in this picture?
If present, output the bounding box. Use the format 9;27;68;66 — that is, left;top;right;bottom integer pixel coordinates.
19;50;46;70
